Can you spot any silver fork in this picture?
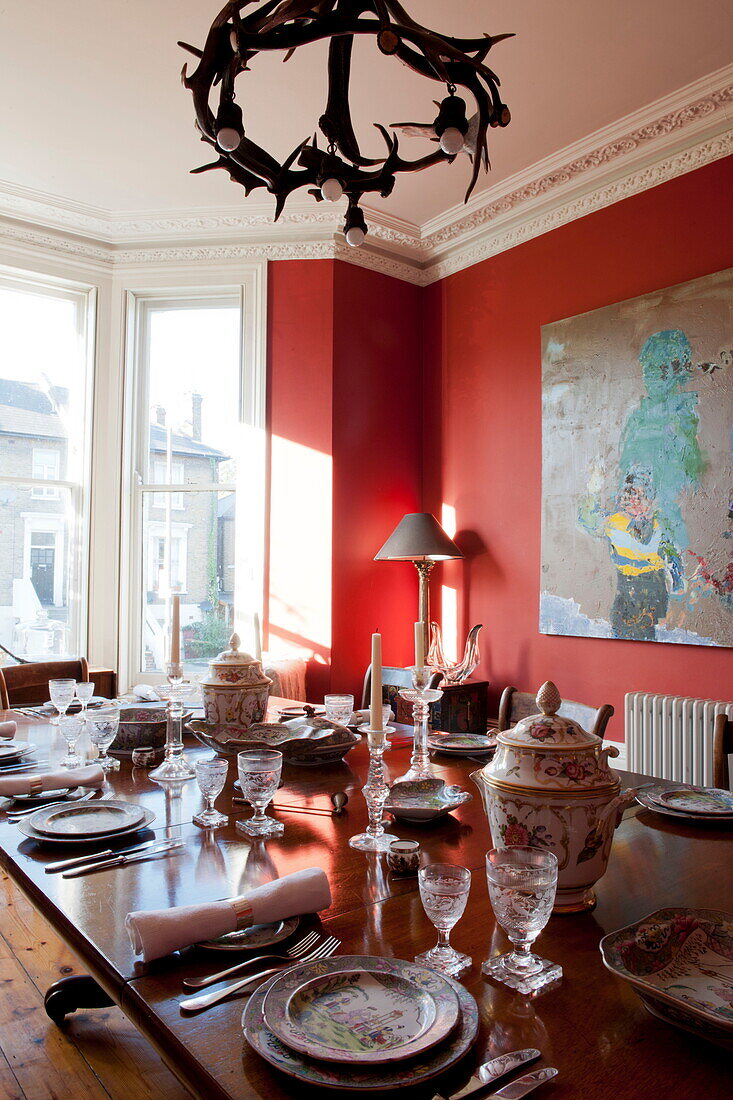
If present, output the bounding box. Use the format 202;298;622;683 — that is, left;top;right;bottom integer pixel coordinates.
7;789;100;819
179;935;341;1012
182;929;324;990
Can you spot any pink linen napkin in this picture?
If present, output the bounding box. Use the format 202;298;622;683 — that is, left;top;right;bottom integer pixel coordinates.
126;866;332;963
0;721;17;739
0;764;105;798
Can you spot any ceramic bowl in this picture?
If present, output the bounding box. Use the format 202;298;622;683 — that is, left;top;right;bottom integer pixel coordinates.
600;907;733;1050
187;716;359;766
384;778;472;823
111;703;191;753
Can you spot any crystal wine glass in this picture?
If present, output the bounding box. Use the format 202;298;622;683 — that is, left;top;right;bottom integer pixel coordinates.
324;693;354;725
416;863;472;977
194;757;229;828
235;749;284;837
49;678;76;725
75;681;95;718
484;846;562;994
59;717;84;768
86;706;121;772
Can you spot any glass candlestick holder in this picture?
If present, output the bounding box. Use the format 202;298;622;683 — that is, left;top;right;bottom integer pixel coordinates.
395;666;443;783
349;729;398;853
150;664;196;783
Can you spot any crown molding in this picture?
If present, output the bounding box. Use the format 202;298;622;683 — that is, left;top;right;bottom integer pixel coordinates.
0;64;730;287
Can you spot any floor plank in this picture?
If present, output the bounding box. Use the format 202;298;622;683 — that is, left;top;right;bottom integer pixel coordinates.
0;872;190;1100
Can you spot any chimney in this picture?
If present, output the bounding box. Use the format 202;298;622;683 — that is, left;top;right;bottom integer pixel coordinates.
191;393;203;441
155;406;166;427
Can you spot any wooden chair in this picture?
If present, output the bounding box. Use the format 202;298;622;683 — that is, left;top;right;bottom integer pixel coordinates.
361;665;442;716
713;713;733;790
0;658;90;710
497;685;615;740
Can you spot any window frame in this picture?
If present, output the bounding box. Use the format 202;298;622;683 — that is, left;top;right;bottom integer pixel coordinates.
120;273;266;686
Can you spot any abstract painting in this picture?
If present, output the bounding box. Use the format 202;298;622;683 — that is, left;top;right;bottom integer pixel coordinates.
540;268;733;647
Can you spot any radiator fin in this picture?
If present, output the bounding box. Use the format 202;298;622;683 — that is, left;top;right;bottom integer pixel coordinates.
624;693;733;785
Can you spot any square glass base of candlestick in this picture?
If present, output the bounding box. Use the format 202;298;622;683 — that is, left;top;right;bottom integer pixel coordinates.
482;952;562;995
348;830;399;853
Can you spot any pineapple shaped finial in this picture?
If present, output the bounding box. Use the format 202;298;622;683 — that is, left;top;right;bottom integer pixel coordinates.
536;681;561;716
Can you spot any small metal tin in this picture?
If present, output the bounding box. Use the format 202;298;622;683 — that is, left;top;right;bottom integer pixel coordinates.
386;839;421;876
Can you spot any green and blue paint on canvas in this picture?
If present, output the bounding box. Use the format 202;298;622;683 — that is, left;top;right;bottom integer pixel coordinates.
541;269;733;647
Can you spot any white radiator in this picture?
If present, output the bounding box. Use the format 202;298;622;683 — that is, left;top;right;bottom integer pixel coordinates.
625;693;733;785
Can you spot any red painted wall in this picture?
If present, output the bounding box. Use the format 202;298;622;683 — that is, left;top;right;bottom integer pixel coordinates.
267;259;422;701
422;156;733;740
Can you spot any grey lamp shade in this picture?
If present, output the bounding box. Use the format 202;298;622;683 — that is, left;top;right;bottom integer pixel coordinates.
374;513;464;562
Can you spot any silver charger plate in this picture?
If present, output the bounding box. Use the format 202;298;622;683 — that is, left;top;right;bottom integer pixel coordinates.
243;967;478;1090
27;799;147;838
199;916;300;951
262;955;460;1065
17;806;156;846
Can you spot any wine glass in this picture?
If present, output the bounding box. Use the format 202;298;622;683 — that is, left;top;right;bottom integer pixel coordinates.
484;846;562;994
49;678;76;725
324;694;354;725
86;707;121;772
235;749;284;837
75;681;95;718
194;757;229;828
59;717;84;768
415;863;472;977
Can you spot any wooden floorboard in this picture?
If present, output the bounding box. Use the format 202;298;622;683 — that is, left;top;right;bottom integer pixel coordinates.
0;872;190;1100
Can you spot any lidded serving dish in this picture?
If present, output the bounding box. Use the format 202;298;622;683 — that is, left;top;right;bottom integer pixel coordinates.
187;712;358;766
200;632;271;729
472;681;635;913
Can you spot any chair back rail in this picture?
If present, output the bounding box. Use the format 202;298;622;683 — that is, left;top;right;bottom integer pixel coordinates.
361;665;441;711
0;658;90;709
713;713;733;790
498;685;615;741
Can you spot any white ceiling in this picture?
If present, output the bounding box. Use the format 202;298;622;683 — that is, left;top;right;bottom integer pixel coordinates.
0;1;731;227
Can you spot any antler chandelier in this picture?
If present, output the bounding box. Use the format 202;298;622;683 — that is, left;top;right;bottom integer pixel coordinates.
180;1;513;247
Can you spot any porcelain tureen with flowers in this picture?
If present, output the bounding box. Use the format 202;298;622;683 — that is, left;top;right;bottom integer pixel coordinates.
200;632;272;729
472;681;635;912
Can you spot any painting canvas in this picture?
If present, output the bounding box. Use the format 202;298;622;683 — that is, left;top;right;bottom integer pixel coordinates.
540;268;733;647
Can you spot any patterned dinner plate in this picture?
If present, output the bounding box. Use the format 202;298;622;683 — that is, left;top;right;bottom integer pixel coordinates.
17;806;156;845
0;742;37;763
427;734;497;755
262;956;460;1064
636;789;733;824
199;916;300;951
654;787;733;815
243;967;478;1089
27;799;147;837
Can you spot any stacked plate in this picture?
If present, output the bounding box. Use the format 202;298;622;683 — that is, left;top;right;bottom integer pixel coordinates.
0;740;37;768
637;784;733;823
242;954;478;1091
16;799;155;845
427;733;497;757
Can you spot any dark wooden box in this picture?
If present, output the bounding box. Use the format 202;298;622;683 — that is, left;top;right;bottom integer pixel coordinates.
430;680;489;734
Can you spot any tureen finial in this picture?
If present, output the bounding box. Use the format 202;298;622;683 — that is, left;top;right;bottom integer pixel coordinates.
536;681;561;716
229;632;240;651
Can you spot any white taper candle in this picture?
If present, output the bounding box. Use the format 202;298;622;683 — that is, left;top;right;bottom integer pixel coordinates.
414;621;425;668
254;612;262;662
370;633;383;731
170;595;181;666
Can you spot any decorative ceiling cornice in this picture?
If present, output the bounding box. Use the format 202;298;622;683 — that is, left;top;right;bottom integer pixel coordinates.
0;64;730;287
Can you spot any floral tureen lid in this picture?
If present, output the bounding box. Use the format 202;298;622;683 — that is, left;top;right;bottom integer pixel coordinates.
498;681;600;750
211;632;254;666
202;632;270;686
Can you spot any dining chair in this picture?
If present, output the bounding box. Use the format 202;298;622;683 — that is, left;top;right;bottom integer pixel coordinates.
713;713;733;790
0;658;90;709
360;665;442;714
497;685;615;740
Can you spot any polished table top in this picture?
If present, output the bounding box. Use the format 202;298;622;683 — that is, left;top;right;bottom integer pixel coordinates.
0;703;731;1099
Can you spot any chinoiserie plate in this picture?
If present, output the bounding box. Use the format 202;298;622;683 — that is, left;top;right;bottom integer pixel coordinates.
0;742;37;763
652;786;733;816
384;779;472;823
17;806;156;846
600;908;733;1050
427;734;497;755
262;955;460;1064
243;968;478;1090
199;916;300;951
26;799;147;838
636;789;733;824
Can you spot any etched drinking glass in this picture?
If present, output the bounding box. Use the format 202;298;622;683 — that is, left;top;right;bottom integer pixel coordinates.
236;749;284;837
86;706;121;771
416;863;472;977
484;846;562;994
324;693;354;725
75;681;95;718
59;717;84;768
49;678;76;725
194;757;229;828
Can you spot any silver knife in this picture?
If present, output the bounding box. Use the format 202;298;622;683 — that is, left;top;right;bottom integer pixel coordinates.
486;1069;558;1100
62;840;184;878
46;838;170;874
432;1051;542;1100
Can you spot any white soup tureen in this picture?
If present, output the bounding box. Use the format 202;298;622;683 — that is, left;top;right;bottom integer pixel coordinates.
200;632;271;729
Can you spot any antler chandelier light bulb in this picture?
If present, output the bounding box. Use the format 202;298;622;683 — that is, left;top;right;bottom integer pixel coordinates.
179;1;514;246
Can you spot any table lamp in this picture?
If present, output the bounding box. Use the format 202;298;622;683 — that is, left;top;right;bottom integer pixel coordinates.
374;513;464;650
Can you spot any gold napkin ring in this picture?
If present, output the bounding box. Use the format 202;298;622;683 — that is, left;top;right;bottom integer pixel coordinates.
232;898;253;930
29;777;44;795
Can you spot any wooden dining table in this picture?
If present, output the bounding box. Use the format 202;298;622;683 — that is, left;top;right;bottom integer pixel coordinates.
0;700;731;1100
